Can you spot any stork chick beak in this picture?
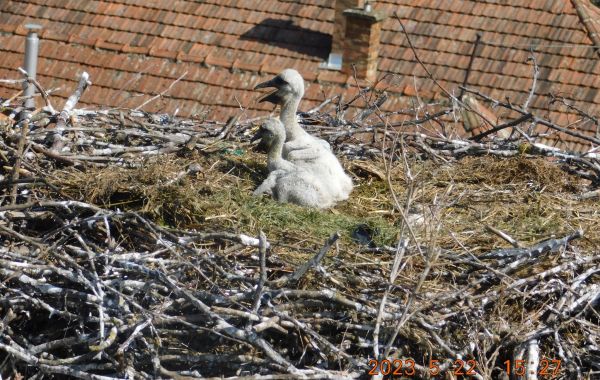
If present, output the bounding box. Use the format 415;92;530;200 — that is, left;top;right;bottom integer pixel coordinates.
250;125;265;142
254;77;283;104
254;78;275;90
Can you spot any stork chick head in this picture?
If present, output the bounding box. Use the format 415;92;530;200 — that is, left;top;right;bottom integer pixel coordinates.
251;118;285;149
254;69;304;105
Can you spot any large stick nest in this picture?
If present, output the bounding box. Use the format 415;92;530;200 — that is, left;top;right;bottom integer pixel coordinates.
0;80;599;379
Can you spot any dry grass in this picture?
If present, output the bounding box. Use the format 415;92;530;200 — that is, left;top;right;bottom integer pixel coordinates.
52;144;600;273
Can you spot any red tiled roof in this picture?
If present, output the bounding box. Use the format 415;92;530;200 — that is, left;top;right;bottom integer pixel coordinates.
0;0;599;152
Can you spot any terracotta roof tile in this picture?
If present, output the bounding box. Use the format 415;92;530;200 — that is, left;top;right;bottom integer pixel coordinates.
300;69;317;83
0;23;17;33
122;44;150;55
14;24;30;36
1;0;599;152
204;53;233;69
259;62;280;75
232;59;261;73
317;70;348;85
94;39;121;52
67;34;93;46
148;47;177;60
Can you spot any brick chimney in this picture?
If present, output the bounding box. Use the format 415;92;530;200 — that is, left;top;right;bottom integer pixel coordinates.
331;0;364;57
341;4;386;82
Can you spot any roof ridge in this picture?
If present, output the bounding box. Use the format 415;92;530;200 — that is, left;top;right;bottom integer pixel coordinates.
570;0;600;58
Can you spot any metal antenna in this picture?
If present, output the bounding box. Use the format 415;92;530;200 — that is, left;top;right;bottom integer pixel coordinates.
23;23;42;110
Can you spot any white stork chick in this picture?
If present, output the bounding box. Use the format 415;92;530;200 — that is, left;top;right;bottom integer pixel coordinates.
254;69;353;202
253;118;334;209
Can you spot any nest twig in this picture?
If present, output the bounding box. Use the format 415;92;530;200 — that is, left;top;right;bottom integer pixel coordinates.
0;66;599;379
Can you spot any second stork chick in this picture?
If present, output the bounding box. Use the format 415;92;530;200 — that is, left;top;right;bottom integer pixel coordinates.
253;118;334;209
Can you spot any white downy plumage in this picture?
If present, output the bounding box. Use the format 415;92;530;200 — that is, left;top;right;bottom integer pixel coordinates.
253;118;334;208
254;69;353;203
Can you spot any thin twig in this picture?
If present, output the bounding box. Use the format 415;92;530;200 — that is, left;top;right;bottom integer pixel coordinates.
459;33;482;99
523;51;539;112
10;119;30;204
470;113;533;141
134;71;188;111
393;12;494;128
251;231;268;314
18;67;56;113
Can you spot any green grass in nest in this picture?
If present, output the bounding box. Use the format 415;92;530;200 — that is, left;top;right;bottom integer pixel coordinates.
232;189;397;247
53;150;397;249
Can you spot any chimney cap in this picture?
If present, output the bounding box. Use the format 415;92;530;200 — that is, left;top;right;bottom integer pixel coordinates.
343;7;386;22
24;23;42;31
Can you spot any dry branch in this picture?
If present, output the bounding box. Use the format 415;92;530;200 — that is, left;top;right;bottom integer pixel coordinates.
0;53;598;379
49;71;92;151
